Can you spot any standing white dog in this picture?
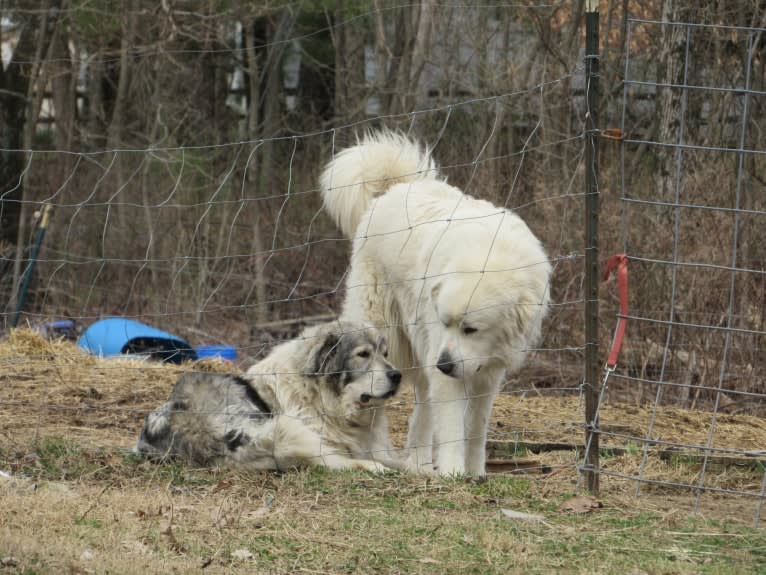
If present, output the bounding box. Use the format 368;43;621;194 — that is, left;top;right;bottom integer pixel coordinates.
320;131;551;475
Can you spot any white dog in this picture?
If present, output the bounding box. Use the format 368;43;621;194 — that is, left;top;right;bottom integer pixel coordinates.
136;322;407;472
320;131;551;475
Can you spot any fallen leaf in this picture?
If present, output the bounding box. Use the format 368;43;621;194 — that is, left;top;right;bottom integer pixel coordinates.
243;503;272;521
211;511;230;529
160;522;186;553
212;479;234;493
500;508;545;523
231;548;253;560
121;539;152;556
559;495;602;514
79;549;95;561
211;501;243;529
68;563;94;575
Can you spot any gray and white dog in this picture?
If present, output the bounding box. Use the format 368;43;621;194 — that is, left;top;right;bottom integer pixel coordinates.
135;322;409;472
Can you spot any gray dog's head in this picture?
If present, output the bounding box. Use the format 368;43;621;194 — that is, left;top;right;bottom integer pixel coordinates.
303;322;401;415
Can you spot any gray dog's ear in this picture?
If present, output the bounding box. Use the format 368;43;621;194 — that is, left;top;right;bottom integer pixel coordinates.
304;332;342;378
430;281;442;301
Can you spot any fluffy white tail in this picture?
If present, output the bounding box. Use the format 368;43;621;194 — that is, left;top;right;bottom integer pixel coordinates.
319;131;437;238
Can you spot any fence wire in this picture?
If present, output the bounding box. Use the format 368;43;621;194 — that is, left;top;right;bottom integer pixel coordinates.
0;0;588;492
586;16;766;526
0;4;763;526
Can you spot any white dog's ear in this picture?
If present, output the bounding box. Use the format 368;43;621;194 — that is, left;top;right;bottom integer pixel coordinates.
506;288;546;347
304;332;342;378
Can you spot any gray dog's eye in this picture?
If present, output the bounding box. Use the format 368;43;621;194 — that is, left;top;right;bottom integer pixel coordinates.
462;326;478;335
357;350;371;358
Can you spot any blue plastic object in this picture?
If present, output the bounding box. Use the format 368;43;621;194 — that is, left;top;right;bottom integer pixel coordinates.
195;344;237;362
78;318;197;364
37;319;76;340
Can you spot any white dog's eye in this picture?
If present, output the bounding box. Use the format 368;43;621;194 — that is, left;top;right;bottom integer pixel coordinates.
357;350;371;358
462;326;478;335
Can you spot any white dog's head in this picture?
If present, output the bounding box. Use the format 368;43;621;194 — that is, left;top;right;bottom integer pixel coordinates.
427;234;551;380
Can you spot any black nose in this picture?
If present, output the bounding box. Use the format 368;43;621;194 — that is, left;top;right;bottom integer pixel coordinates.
387;370;402;386
436;352;455;375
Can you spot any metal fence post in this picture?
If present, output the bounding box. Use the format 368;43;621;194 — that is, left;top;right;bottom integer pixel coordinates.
584;0;600;494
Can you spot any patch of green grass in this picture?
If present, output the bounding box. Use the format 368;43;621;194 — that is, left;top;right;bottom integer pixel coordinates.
465;475;531;500
3;440;766;574
669;452;703;468
35;437;81;459
121;451;146;466
74;516;104;529
33;437;96;479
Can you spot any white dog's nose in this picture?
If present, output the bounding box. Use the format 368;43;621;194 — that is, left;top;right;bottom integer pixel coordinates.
436;352;456;375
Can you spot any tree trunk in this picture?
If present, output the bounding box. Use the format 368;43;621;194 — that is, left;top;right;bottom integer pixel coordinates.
333;2;366;122
0;8;55;245
106;5;135;149
407;0;432;109
51;27;76;152
244;16;267;326
656;0;687;205
8;5;61;322
333;0;347;120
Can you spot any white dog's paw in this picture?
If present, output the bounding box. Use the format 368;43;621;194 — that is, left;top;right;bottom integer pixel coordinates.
436;457;466;477
351;459;389;473
380;456;432;475
407;458;435;475
403;449;435;474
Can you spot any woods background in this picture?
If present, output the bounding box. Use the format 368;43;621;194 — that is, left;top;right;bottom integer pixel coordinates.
1;0;764;410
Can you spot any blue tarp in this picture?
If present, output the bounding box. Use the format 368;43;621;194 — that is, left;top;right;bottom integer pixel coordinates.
78;318;197;364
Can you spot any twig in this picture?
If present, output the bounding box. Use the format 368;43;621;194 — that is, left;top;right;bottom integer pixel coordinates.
78;481;113;522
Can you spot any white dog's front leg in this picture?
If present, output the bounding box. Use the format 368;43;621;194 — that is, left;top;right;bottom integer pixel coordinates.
406;372;435;473
267;417;370;471
432;376;469;475
464;382;499;476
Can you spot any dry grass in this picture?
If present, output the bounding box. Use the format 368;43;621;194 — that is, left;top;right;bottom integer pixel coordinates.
1;329;766;574
3;329;764;450
2;450;765;575
0;329;231;447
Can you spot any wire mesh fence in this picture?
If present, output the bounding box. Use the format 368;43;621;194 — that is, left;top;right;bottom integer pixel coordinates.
0;2;764;525
584;15;766;526
1;2;587;483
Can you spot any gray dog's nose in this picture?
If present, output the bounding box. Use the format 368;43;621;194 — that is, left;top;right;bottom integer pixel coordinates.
387;370;402;386
436;352;456;376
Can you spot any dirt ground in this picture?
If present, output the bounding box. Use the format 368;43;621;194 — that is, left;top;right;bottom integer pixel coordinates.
1;328;764;524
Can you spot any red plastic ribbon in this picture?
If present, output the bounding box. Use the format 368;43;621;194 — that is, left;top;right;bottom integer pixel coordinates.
602;254;629;369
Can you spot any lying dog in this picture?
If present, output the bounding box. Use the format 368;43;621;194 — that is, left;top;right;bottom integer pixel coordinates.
135;322;407;472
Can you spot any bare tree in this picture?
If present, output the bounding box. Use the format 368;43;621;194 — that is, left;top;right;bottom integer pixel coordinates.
5;1;62;320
